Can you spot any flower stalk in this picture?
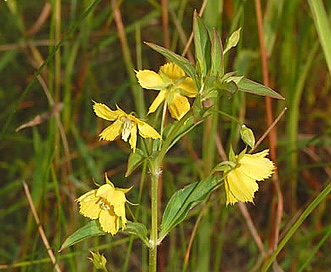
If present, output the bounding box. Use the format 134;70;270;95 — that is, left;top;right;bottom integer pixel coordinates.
149;165;159;272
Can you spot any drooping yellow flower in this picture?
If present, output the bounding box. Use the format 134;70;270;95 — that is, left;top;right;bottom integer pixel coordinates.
136;62;197;120
93;102;161;152
225;149;275;205
76;175;130;235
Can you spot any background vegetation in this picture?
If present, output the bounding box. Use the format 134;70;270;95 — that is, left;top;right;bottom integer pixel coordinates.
1;0;331;271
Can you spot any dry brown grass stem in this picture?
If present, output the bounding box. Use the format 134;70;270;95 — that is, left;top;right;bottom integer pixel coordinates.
169;7;195;63
183;197;210;266
22;181;62;272
254;0;284;257
181;0;208;59
161;0;170;49
27;2;51;36
251;107;288;154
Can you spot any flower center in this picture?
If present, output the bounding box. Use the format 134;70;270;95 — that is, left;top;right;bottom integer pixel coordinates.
121;117;132;142
97;198;111;211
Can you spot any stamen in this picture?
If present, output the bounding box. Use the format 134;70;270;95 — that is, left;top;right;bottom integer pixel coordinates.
97;199;111;211
121;117;132;142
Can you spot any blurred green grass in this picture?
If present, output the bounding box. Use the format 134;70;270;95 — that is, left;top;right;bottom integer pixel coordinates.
1;0;331;271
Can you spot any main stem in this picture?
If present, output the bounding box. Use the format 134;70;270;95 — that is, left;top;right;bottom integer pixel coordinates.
149;162;160;272
147;110;200;271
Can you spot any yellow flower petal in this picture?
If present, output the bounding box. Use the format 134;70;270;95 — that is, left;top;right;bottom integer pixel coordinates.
137;120;161;140
225;169;258;205
114;204;127;229
178;77;197;98
109;190;127;205
99;209;118;235
148;90;167;114
168;93;190;120
159;62;185;81
76;190;100;219
136;70;166;90
224;178;237;205
239;150;275;181
96;184;113;199
129;123;138;152
99;120;123;141
93;102;123;121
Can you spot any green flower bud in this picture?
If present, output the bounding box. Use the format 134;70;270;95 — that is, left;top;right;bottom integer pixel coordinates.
240;125;255;149
89;251;107;271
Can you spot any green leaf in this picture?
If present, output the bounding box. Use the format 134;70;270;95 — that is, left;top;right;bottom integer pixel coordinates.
229;145;235;162
230;76;284;99
211;161;236;174
145;42;196;80
308;0;331;76
122;222;149;247
237;147;247;161
59;221;106;252
211;29;224;76
163;115;207;154
193;11;211;77
219;79;238;95
224;28;241;54
158;176;220;242
125;148;146;177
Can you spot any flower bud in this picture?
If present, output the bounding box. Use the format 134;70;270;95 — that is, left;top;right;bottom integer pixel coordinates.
240;125;255;149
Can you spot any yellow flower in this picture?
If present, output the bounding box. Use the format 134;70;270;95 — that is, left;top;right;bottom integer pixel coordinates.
76;175;130;235
93;102;161;152
136;62;197;120
225;149;275;205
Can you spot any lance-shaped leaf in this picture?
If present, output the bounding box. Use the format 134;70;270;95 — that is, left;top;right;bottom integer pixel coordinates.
122;222;149;247
162;113;208;155
211;29;224;77
193;10;211;77
59;220;106;252
144;42;196;81
158;176;220;243
229;76;284;99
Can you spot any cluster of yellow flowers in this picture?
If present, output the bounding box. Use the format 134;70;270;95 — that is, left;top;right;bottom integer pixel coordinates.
76;62;275;235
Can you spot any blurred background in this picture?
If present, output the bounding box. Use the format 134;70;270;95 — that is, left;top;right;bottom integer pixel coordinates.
0;0;330;271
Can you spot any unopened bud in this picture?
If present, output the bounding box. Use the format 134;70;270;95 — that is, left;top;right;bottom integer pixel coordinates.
240;125;255;149
89;251;107;271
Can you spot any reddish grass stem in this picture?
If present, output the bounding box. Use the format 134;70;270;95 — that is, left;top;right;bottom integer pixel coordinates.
161;0;170;49
254;0;284;256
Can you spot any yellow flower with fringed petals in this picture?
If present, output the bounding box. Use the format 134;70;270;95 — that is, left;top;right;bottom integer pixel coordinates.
76;175;131;235
225;149;275;205
93;102;161;152
136;62;197;120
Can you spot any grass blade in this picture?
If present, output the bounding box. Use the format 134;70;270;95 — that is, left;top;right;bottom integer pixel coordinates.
308;0;331;76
